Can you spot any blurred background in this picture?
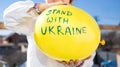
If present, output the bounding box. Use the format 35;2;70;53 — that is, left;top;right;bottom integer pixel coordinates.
0;0;120;67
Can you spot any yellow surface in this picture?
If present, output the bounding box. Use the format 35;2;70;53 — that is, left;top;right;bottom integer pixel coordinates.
34;5;101;61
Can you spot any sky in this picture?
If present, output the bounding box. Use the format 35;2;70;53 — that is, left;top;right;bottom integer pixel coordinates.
0;0;120;35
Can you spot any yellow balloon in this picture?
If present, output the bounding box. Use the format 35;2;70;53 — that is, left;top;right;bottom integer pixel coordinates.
34;5;101;61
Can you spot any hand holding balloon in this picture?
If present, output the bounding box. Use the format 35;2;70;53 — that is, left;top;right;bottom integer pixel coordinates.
57;56;91;67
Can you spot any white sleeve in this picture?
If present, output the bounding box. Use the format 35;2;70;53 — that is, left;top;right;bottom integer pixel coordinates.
3;0;39;35
82;52;96;67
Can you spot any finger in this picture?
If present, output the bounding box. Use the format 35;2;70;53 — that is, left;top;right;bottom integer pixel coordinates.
83;56;91;61
74;60;83;66
56;60;68;66
74;60;79;66
56;60;62;63
62;61;68;66
69;60;75;67
76;61;84;67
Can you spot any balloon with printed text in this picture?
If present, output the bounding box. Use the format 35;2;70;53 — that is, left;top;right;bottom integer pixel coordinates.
34;5;101;62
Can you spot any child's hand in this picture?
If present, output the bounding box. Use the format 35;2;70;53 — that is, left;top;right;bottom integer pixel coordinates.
31;1;68;14
28;1;68;14
57;56;91;67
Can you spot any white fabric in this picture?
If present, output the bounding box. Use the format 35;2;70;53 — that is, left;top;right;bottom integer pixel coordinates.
3;1;95;67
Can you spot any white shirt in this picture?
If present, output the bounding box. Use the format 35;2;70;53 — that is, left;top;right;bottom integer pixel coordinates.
3;1;95;67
